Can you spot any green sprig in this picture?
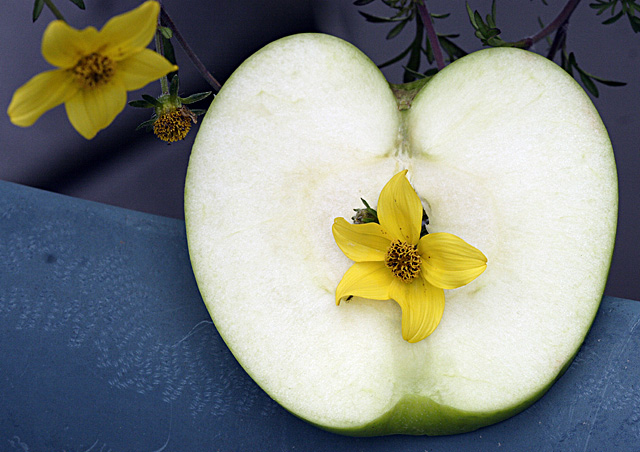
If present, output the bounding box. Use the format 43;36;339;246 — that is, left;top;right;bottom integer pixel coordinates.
590;0;640;32
354;0;464;82
561;51;626;97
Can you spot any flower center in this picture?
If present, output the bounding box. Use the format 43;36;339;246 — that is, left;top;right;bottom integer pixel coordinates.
70;53;115;89
153;107;194;143
385;240;422;283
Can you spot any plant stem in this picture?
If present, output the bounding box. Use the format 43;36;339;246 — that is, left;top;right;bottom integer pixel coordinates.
44;0;65;21
416;1;445;70
546;22;568;60
155;11;170;95
515;0;581;49
160;6;222;92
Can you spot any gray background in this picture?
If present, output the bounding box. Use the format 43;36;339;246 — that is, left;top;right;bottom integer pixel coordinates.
2;0;638;300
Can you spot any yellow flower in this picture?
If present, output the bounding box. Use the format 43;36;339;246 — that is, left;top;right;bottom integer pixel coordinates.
7;1;178;139
332;170;487;343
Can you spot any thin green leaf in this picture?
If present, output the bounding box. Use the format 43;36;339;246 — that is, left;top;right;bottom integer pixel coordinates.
592;78;627;86
474;11;487;33
484;28;501;40
579;70;599;97
190;109;207;116
487;14;496;29
425;37;434;64
602;10;624;23
402;65;429;80
438;36;467;59
387;19;408;39
467;3;478;28
404;22;423;82
180;92;212;104
32;0;44;22
358;11;399;23
67;0;85;9
432;13;451;19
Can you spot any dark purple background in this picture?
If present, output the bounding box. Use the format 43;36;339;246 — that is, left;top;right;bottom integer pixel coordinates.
2;1;638;300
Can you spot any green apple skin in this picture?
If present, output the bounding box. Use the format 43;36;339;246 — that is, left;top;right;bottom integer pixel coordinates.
184;34;617;436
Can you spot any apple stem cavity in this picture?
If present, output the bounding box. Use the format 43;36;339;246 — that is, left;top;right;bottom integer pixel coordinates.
389;77;431;111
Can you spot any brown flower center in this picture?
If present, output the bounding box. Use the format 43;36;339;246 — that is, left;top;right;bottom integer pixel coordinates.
385;240;421;283
70;53;115;89
153;107;194;143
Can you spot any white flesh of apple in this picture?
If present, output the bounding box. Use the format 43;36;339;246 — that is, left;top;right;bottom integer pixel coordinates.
184;34;617;435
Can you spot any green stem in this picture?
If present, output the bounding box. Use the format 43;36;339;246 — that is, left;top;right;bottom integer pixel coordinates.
160;6;222;92
155;12;169;95
44;0;65;21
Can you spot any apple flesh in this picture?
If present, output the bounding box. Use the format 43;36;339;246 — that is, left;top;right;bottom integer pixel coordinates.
184;34;617;435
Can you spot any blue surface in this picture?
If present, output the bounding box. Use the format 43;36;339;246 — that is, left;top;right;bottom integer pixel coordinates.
1;180;639;452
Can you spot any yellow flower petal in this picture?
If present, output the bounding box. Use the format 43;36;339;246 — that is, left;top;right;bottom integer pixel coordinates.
389;277;445;343
418;232;487;289
64;83;127;139
332;217;391;263
114;49;178;91
99;1;161;61
335;261;394;305
377;170;423;245
7;69;78;127
41;21;100;68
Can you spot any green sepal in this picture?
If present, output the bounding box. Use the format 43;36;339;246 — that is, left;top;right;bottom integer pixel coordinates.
128;99;156;109
142;94;164;108
180;92;212;104
169;74;180;100
135;117;157;132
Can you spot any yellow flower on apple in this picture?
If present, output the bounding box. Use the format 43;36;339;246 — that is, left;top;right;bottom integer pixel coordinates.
332;170;487;343
7;1;178;139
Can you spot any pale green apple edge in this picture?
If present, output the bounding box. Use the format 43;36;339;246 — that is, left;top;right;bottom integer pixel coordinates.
185;33;619;437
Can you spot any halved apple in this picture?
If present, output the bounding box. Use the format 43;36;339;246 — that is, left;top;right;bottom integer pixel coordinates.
184;34;617;435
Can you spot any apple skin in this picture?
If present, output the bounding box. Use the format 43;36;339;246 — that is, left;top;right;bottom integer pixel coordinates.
320;350;576;436
185;33;617;436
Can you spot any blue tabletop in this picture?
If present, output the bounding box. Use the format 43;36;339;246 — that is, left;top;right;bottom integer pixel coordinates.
1;180;638;452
